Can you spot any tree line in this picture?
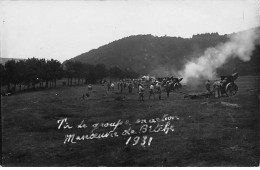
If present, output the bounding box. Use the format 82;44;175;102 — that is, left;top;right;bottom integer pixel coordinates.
0;58;139;93
64;60;139;85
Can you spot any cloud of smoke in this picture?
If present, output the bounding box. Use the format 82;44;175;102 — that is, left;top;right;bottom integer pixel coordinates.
179;29;259;84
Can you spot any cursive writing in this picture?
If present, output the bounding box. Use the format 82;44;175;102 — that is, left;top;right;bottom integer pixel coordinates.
57;114;180;146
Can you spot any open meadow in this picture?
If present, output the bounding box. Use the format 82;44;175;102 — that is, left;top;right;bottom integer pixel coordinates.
1;76;259;166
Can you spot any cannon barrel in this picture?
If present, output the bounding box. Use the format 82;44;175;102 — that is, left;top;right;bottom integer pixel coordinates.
220;72;239;82
232;72;239;81
178;78;183;82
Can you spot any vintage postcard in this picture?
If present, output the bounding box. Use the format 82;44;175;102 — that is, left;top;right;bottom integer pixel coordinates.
1;0;259;167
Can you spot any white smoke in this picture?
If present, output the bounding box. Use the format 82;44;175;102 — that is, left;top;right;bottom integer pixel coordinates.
179;29;259;83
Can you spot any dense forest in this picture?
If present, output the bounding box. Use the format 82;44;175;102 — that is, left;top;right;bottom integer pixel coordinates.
70;27;260;76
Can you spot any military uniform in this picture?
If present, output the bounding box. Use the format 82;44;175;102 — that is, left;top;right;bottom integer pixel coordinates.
165;81;171;98
205;80;211;93
149;84;155;99
213;80;221;98
156;83;162;100
128;83;133;93
139;85;144;101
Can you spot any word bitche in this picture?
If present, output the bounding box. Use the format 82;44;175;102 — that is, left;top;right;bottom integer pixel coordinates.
57;114;180;147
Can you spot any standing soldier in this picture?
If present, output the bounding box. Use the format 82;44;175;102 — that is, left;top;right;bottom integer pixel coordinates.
120;82;124;93
213;80;221;98
222;77;228;96
88;84;92;91
165;81;171;98
128;82;133;94
156;82;162;100
138;84;144;102
149;83;155;99
111;82;115;91
205;80;211;93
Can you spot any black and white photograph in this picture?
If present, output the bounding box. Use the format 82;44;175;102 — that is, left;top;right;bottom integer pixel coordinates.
1;0;259;167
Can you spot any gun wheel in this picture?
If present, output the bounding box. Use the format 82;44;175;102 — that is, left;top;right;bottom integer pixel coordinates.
226;83;238;96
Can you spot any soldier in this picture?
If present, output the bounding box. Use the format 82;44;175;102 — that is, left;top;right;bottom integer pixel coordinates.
128;82;133;93
120;82;123;93
213;80;221;98
138;84;145;102
222;77;228;86
220;77;228;96
165;81;171;98
205;80;211;93
156;82;162;100
88;84;92;91
149;83;155;99
111;82;115;91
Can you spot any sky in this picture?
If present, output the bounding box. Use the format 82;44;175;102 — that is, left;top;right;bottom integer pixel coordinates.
1;0;259;62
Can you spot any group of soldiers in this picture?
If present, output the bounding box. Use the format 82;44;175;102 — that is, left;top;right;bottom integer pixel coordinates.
83;76;233;101
101;76;185;102
85;72;237;101
208;72;239;98
106;81;134;94
84;76;232;101
135;78;180;101
205;77;229;98
138;81;163;101
104;79;170;102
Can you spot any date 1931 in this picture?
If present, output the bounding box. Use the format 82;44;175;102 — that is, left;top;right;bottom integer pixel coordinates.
125;136;153;147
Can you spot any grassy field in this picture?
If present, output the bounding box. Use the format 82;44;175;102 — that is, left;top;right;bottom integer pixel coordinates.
1;76;259;167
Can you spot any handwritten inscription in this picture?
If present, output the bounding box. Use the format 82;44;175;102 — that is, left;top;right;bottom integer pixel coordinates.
57;114;180;147
125;136;153;147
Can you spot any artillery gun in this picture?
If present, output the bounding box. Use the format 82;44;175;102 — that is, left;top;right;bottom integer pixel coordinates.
219;72;239;96
180;73;239;99
157;77;183;91
171;77;183;90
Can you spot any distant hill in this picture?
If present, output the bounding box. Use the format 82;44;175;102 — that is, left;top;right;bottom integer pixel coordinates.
68;27;260;76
